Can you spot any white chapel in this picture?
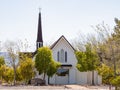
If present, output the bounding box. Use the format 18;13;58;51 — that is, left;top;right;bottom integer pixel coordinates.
35;11;102;85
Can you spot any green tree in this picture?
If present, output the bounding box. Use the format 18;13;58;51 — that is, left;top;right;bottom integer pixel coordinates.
0;57;5;80
35;47;60;82
0;65;14;84
4;67;14;84
93;19;120;90
16;67;22;82
0;57;5;67
0;65;5;81
76;51;88;72
4;41;19;85
97;64;114;84
112;18;120;42
111;76;120;87
47;60;61;84
47;60;61;77
19;57;35;84
75;43;99;85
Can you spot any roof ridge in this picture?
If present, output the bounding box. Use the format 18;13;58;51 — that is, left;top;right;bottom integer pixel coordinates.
50;35;75;51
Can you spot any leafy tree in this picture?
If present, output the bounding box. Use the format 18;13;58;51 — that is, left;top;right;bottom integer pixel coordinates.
112;18;120;42
16;67;22;82
19;57;35;84
0;57;5;67
4;67;14;84
35;47;60;82
4;39;31;85
0;57;5;80
0;65;14;84
47;60;61;77
4;41;19;85
0;65;5;81
93;19;120;90
111;76;120;87
85;44;99;71
97;64;114;84
47;60;61;84
76;51;88;72
75;43;99;85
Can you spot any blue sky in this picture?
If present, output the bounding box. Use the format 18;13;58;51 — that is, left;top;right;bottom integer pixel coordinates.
0;0;120;51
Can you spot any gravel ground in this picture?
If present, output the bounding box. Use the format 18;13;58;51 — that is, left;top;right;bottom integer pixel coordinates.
0;85;113;90
66;85;112;90
0;85;65;90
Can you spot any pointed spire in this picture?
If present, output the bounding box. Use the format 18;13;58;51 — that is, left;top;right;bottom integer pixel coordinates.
36;9;43;49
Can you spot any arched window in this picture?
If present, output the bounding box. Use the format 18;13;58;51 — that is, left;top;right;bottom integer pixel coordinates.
38;43;40;48
57;51;59;61
60;49;64;63
65;51;67;62
57;49;67;63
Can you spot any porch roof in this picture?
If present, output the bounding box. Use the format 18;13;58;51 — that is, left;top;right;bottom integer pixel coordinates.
61;64;72;67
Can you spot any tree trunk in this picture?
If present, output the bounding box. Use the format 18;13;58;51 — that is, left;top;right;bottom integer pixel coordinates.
48;76;49;85
43;73;46;85
43;73;46;81
92;70;94;85
109;85;111;90
115;86;117;90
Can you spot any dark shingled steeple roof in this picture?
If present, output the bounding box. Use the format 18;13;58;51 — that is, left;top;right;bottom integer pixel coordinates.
37;12;43;42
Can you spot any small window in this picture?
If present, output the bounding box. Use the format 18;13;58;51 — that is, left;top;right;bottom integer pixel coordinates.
37;42;40;48
37;42;43;48
65;51;67;62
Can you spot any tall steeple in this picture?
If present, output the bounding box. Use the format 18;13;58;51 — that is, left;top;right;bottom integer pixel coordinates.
36;10;43;49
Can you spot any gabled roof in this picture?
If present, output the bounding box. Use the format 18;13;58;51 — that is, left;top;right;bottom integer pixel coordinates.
50;35;75;51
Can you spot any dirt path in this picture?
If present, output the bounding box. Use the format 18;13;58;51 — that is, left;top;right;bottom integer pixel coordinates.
65;85;111;90
0;85;113;90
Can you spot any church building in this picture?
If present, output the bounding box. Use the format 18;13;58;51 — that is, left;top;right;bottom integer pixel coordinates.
35;11;102;85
